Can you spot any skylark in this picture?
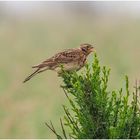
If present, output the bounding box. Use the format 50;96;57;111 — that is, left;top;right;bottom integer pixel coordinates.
23;43;95;83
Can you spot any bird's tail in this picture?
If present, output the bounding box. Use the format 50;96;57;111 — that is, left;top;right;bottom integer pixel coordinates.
23;66;50;83
23;68;40;83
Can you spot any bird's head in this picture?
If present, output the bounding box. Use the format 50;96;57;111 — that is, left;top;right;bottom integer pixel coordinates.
80;43;95;55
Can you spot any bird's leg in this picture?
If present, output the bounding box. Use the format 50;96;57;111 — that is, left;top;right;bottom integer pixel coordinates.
57;70;63;77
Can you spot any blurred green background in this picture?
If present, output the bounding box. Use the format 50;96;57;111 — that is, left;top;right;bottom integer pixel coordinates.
0;1;140;138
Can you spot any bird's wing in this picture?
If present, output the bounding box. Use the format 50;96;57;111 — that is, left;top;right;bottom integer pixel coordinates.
32;57;56;68
32;49;82;68
54;49;82;63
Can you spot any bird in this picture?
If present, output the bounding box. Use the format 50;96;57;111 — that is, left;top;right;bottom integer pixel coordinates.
23;43;95;83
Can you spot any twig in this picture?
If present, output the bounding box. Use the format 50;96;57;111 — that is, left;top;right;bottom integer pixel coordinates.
63;106;80;134
45;121;62;139
60;118;67;139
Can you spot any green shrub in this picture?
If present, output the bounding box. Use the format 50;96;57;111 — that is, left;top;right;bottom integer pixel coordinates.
45;54;140;139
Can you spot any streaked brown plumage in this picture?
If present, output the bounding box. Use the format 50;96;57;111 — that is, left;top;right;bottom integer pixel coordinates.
23;43;95;83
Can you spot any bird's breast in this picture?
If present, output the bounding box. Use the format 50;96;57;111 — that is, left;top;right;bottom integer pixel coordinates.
55;61;83;73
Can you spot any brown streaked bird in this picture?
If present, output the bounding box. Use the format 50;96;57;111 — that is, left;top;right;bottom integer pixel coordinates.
23;43;95;83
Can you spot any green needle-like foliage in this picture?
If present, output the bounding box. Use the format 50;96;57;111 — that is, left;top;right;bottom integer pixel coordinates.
46;54;140;139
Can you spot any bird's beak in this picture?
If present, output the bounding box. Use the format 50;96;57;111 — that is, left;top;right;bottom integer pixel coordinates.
90;46;95;52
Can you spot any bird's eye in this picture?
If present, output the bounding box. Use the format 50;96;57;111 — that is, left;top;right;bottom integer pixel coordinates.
82;47;87;52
